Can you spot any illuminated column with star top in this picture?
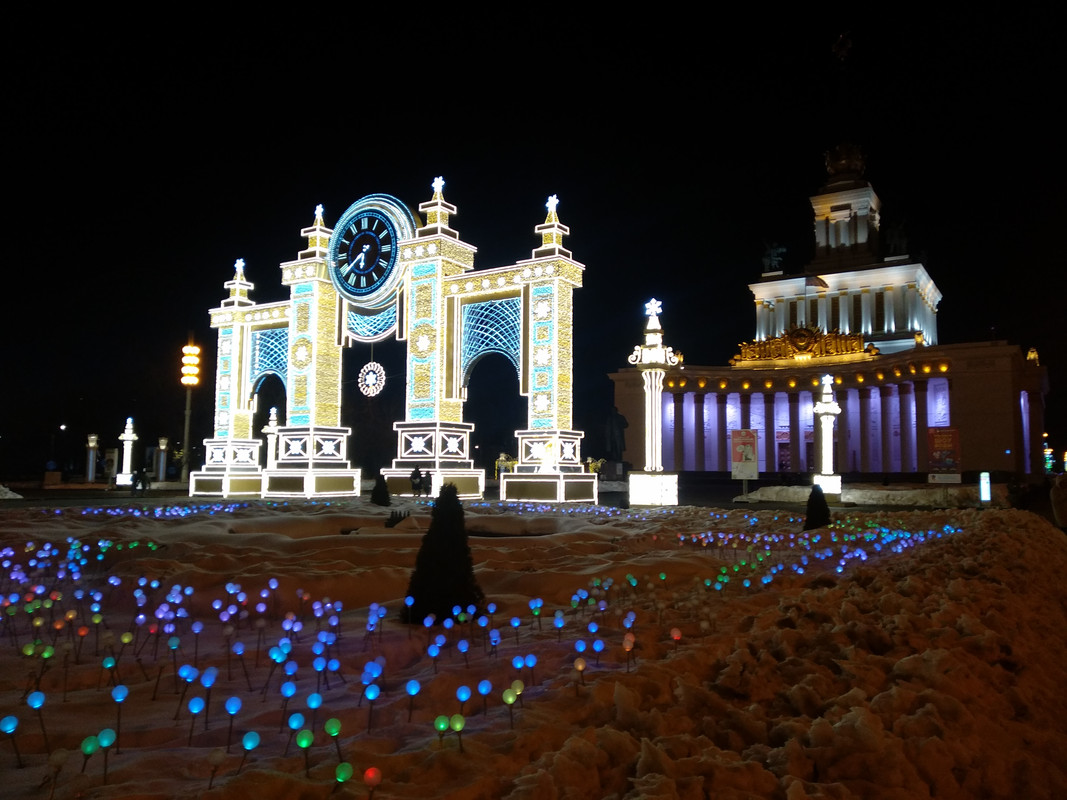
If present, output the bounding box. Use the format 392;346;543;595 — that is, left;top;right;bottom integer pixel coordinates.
627;299;680;505
500;195;596;503
261;204;360;498
190;260;266;497
381;177;484;498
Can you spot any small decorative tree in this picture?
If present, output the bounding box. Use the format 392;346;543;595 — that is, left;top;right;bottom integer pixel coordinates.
804;484;832;530
370;475;391;507
401;484;485;624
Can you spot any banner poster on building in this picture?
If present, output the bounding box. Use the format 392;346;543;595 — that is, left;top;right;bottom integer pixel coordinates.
731;429;759;480
927;427;961;483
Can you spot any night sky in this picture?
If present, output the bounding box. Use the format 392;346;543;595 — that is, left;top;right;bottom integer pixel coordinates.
6;18;1062;479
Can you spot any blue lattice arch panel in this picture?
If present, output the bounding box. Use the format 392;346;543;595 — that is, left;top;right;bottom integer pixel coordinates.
251;327;289;387
347;305;397;342
461;298;521;384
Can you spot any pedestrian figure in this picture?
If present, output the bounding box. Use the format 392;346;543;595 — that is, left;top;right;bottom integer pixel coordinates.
131;467;149;497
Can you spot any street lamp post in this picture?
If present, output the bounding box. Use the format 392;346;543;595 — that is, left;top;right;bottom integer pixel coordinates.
180;343;201;484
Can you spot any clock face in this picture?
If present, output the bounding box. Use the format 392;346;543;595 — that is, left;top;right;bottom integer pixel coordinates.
328;194;417;310
331;209;397;300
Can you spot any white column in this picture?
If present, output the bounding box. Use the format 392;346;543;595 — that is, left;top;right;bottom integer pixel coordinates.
813;375;842;494
86;434;99;483
642;369;665;472
156;438;168;480
117;418;137;486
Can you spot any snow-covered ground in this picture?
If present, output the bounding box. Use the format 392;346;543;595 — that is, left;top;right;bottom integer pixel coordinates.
0;498;1064;798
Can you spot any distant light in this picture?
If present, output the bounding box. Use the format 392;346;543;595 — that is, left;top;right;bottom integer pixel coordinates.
979;472;991;503
181;345;201;386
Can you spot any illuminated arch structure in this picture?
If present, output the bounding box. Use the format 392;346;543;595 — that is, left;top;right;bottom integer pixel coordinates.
190;180;595;502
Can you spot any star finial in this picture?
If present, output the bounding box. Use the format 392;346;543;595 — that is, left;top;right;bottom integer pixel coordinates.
234;258;246;281
546;194;559;214
432;176;445;195
645;298;662;317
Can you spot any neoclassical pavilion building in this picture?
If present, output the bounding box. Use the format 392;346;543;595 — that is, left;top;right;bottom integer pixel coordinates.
611;152;1048;482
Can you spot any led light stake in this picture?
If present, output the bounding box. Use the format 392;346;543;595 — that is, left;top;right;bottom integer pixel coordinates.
27;690;50;754
207;747;226;790
405;679;420;722
324;717;343;762
200;666;218;730
110;685;127;753
477;679;492;716
79;734;98;774
511;679;525;709
236;731;259;775
296;728;314;777
174;664;197;721
187;697;204;746
284;712;305;757
434;715;449;748
364;766;383;799
333;762;354;795
279;680;296;732
456;685;471;715
365;684;380;732
574;657;587;694
97;727;115;785
1;715;23;768
450;714;466;753
306;691;322;731
502;689;516;729
524;653;537;685
224;696;241;753
233;641;253;691
46;747;68;800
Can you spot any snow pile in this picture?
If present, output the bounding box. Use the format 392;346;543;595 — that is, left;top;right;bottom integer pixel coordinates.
0;500;1064;799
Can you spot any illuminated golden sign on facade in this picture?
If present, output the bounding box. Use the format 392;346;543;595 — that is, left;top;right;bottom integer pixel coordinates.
732;327;877;364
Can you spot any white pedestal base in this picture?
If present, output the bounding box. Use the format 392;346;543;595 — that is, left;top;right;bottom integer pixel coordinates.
262;469;361;499
813;473;842;501
500;472;598;503
628;472;678;506
813;473;841;494
190;438;264;498
381;468;485;500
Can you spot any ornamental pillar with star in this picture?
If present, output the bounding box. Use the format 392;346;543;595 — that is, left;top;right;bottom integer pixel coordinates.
812;374;843;498
626;299;680;505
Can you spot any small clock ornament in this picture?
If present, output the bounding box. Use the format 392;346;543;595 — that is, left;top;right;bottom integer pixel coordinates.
358;362;386;397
